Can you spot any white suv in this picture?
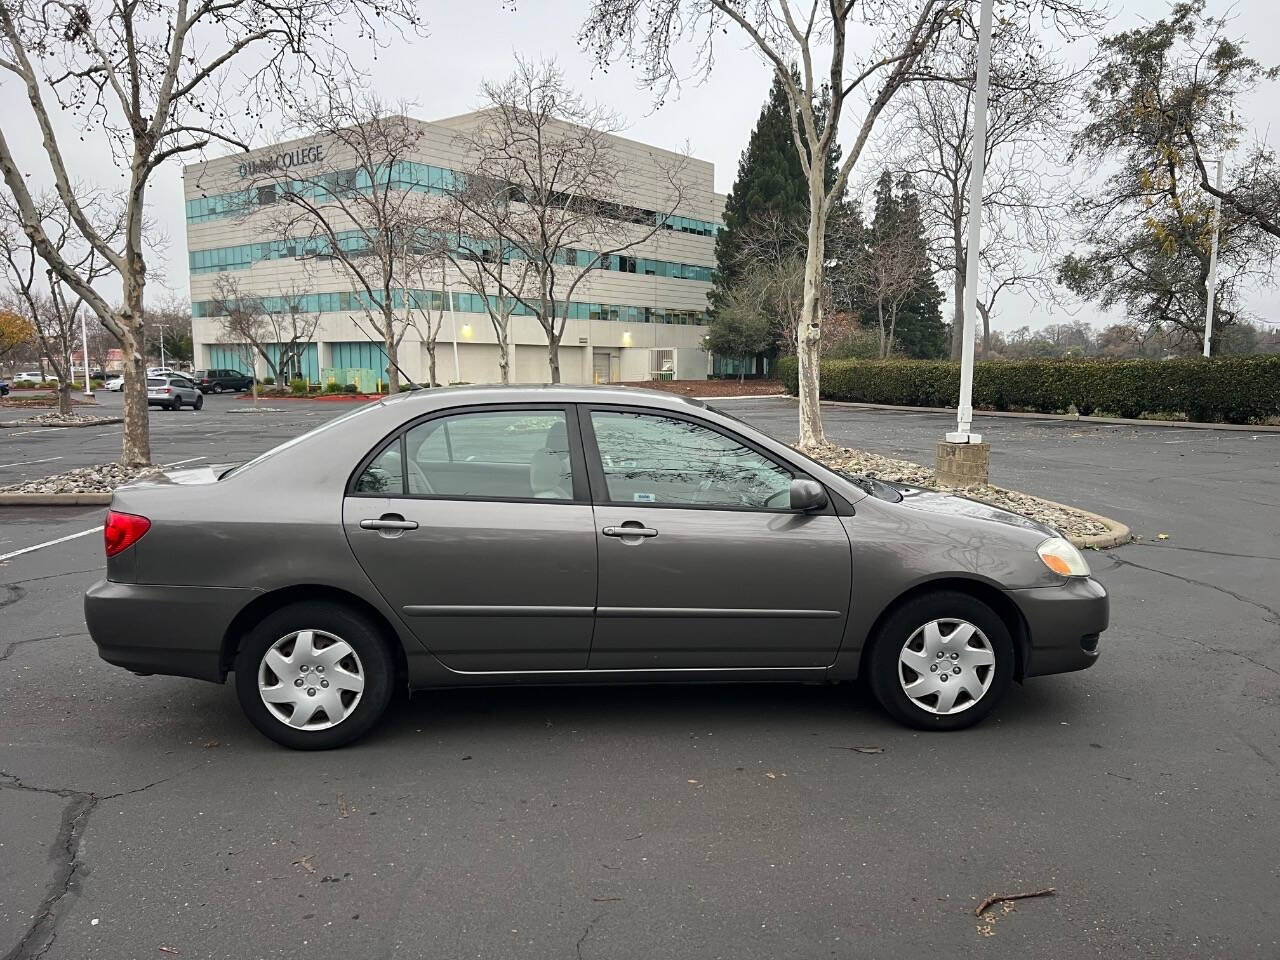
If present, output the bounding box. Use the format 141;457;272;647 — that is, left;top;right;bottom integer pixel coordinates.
146;375;203;411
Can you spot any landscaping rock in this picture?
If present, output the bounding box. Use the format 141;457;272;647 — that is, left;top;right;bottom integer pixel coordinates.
0;463;162;495
806;441;1113;541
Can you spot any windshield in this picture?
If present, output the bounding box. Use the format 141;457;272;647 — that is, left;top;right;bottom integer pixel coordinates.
221;401;384;479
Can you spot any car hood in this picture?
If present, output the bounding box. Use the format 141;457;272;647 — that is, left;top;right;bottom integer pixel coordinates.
891;484;1059;538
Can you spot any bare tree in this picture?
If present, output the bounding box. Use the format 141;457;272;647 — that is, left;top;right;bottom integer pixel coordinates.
0;191;119;414
883;21;1088;360
844;194;922;358
580;0;1102;446
404;261;451;388
0;0;420;463
259;95;435;391
211;275;320;384
449;58;690;383
725;210;810;352
434;174;537;384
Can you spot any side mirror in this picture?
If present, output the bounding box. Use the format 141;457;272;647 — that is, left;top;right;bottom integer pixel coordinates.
789;478;829;512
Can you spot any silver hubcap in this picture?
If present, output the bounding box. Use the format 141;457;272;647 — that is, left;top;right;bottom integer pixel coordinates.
258;629;365;731
898;619;995;716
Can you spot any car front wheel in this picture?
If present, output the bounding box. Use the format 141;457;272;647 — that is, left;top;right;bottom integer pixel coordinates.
234;601;395;749
867;590;1014;731
193;393;204;410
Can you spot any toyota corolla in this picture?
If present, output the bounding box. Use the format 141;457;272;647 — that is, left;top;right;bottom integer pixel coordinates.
84;386;1108;749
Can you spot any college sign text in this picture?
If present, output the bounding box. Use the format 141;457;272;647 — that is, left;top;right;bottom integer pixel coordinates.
238;144;324;179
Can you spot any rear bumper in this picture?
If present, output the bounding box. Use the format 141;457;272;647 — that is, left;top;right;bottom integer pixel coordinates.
1009;577;1109;678
84;579;262;682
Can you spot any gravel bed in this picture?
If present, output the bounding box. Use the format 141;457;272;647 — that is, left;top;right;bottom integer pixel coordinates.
0;463;162;494
806;442;1112;540
0;411;119;427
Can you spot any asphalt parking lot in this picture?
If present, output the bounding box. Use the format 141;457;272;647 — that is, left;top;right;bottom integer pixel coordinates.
1;391;1277;958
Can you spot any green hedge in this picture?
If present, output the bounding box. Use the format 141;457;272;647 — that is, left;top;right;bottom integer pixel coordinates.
776;355;1280;424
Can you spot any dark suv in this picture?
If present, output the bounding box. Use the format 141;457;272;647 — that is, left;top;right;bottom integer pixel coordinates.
193;369;254;393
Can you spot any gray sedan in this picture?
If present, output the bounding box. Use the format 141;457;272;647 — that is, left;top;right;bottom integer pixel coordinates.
85;386;1107;749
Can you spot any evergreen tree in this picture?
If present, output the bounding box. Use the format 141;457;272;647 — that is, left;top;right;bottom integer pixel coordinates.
891;176;946;358
711;67;840;314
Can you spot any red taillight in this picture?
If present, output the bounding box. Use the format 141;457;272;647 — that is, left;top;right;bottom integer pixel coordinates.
104;510;150;557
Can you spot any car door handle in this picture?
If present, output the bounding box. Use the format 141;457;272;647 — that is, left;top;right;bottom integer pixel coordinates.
360;518;419;531
602;525;658;539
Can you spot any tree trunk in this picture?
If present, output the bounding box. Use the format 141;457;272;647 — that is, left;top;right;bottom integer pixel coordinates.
950;229;965;361
796;179;827;449
426;342;437;387
383;327;398;393
495;322;511;384
977;302;991;357
887;305;898;358
119;331;150;465
57;381;72;416
546;329;561;384
876;300;888;359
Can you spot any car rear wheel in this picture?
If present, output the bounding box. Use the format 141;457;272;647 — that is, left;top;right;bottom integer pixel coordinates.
867;590;1014;731
234;601;395;749
193;393;204;411
212;383;224;394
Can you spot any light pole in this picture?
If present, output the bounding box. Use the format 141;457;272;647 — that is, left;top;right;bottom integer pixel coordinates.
80;312;93;397
445;283;461;384
1203;156;1224;358
937;0;994;487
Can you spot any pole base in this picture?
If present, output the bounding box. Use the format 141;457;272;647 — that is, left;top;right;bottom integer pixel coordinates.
937;439;991;487
944;431;983;444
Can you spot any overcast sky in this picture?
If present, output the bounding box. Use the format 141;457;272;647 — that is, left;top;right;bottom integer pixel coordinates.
4;0;1277;331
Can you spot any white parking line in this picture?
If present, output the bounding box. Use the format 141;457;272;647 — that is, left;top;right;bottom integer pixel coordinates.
0;525;103;563
0;456;63;469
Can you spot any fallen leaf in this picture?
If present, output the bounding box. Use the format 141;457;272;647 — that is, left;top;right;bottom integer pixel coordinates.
1157;532;1169;540
202;740;218;749
159;947;181;955
765;772;777;779
337;794;349;818
687;779;698;784
292;856;315;874
830;746;885;754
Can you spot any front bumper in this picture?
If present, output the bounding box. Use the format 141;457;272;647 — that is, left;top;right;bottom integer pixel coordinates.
84;579;262;682
1009;576;1109;677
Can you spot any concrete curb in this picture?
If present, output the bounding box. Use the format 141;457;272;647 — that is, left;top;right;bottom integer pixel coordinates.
984;484;1132;550
774;396;1280;432
0;417;122;429
0;493;112;506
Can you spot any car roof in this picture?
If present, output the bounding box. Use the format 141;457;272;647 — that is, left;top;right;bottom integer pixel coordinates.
379;383;712;412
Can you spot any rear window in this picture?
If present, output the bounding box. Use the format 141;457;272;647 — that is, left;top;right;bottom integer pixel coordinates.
146;378;165;387
194;370;209;378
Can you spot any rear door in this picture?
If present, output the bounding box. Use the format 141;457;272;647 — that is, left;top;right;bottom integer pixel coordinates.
343;404;598;672
581;406;853;669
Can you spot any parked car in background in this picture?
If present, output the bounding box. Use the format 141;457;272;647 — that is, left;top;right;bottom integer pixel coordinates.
85;385;1108;750
193;369;254;393
146;375;203;411
104;376;125;392
16;371;59;383
0;378;9;396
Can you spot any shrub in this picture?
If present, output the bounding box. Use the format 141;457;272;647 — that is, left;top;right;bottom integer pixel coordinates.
14;379;38;388
289;377;307;395
342;383;358;394
775;355;1280;425
323;381;344;393
261;375;276;385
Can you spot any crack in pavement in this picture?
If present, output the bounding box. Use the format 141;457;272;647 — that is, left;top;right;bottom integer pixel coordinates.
1103;555;1280;622
0;584;23;611
0;568;103;588
0;633;89;665
0;771;188;960
1126;542;1280;562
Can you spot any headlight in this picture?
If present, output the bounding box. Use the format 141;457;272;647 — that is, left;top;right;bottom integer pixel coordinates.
1037;537;1090;577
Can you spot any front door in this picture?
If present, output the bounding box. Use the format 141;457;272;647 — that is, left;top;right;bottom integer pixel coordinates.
581;407;853;670
343;405;596;672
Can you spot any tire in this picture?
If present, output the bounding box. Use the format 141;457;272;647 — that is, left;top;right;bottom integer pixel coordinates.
167;400;179;411
212;383;224;394
234;601;395;749
193;393;204;411
866;590;1014;731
